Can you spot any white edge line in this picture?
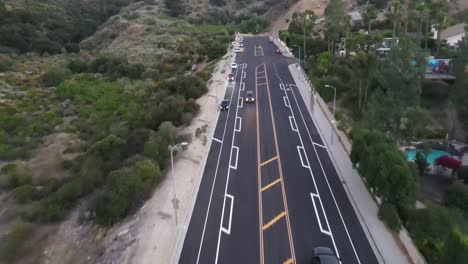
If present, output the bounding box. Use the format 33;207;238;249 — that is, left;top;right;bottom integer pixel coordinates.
288;82;361;264
313;142;326;149
229;146;239;169
221;194;234;234
296;146;309;168
281;80;342;261
194;58;241;264
283;96;290;107
215;63;244;264
289;116;298;132
213;137;223;144
310;193;331;236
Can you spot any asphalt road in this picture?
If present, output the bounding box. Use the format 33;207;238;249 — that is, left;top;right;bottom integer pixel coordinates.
179;36;379;264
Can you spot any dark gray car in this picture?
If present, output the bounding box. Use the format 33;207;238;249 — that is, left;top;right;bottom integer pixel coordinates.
312;247;340;264
220;99;230;111
245;91;255;103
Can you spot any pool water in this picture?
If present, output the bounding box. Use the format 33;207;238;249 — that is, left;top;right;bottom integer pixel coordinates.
406;149;452;164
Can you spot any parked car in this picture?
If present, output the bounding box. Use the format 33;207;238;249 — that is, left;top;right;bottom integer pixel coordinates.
231;63;238;69
276;48;282;54
269;37;273;43
238;43;244;47
234;47;242;53
245;91;255;103
228;73;235;81
220;99;230;111
311;247;340;264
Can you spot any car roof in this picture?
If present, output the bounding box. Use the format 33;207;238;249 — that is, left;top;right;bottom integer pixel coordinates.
246;91;254;95
314;247;334;255
317;255;340;264
221;99;230;103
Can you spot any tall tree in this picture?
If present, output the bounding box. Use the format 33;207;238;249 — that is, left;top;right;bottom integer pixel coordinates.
363;3;378;34
377;38;424;136
324;0;346;55
389;0;403;39
432;0;450;54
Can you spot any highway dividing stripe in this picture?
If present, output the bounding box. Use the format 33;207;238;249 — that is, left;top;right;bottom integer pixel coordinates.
260;178;281;192
260;156;278;167
310;193;331;236
262;211;286;231
296;146;310;169
229;146;239;169
289;116;298;132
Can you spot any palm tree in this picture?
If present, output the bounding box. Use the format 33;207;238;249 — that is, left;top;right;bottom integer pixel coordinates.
432;0;450;54
389;0;403;39
363;3;378;34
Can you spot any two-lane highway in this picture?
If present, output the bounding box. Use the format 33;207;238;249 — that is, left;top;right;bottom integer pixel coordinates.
179;36;379;264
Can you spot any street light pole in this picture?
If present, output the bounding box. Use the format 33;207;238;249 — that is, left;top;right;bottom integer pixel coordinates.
294;45;301;63
325;85;337;145
169;142;189;235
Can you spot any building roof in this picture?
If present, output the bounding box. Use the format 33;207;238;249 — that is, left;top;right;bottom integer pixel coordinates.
440;23;467;40
348;11;362;22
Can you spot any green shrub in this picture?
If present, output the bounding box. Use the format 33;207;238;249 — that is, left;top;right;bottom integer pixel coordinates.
41;68;71;87
95;159;161;225
1;164;32;189
378;202;402;231
14;185;34;204
458;167;468;184
0;220;34;261
61;159;74;170
444;183;468;214
68;59;88;73
0;57;13;72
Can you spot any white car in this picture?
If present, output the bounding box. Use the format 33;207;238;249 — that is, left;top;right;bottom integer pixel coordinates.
238;43;244;47
231;63;238;69
234;47;242;53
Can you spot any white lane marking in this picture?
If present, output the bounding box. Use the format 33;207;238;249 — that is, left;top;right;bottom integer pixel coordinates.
313;142;326;149
242;71;246;79
279;82;341;261
238;97;243;108
240;82;245;91
283;96;290;107
296;146;310;168
235;117;242;132
220;194;234;235
196;60;241;264
213;137;223;143
214;63;245;264
288;83;361;264
280;83;285;90
311;193;331;236
289;116;298;132
243;63;247;68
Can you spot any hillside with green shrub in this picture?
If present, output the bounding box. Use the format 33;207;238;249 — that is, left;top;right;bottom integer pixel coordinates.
0;0;255;262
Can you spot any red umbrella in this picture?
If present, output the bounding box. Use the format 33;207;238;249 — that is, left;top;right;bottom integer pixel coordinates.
435;155;461;170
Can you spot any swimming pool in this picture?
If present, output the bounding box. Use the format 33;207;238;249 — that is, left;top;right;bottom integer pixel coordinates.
406;149;452;164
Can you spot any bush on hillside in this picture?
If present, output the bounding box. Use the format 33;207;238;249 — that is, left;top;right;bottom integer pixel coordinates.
0;220;34;261
0;164;32;189
239;16;270;34
378;202;402;231
444;183;468;214
41;68;71;87
13;185;34;204
95;159;161;225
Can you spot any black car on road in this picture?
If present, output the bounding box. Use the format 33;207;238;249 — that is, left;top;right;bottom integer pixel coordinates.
312;247;341;264
245;91;255;103
220;99;230;111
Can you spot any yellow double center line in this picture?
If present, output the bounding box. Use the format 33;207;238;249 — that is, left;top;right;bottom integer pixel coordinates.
255;63;296;264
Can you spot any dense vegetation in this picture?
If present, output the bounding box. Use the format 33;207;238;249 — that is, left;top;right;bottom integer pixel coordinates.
282;0;468;262
0;0;236;261
0;0;135;54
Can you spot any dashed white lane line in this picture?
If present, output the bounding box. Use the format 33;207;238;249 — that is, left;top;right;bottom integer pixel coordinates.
220;194;234;235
